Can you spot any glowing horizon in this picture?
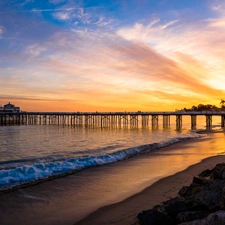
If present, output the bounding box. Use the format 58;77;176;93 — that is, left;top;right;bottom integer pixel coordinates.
1;0;225;112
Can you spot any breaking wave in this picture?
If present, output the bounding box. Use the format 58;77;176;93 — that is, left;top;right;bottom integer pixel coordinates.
0;132;200;191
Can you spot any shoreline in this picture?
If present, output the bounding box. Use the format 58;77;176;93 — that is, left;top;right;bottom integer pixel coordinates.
0;131;225;225
75;154;225;225
0;129;201;193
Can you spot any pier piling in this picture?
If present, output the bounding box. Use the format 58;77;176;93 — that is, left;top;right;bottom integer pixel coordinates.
191;115;197;129
163;115;170;128
151;115;159;128
221;115;225;128
206;115;212;129
176;115;182;130
0;112;225;130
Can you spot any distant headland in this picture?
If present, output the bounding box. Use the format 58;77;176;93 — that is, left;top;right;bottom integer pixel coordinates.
180;99;225;112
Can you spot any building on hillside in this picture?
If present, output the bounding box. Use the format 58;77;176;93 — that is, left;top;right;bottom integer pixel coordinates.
0;102;20;112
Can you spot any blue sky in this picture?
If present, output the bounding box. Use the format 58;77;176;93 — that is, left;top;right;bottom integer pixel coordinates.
1;0;225;111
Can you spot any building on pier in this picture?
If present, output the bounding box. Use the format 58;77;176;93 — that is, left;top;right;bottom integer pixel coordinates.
0;102;20;112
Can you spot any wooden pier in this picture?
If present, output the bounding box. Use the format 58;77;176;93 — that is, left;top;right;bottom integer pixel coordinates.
0;111;225;130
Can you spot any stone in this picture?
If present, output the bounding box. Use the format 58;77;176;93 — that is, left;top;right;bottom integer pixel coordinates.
220;186;225;209
179;186;190;198
187;179;225;212
137;163;225;225
199;169;212;178
152;204;167;214
180;210;225;225
205;210;225;225
176;210;209;223
163;197;187;218
137;209;175;225
210;163;225;180
192;177;208;185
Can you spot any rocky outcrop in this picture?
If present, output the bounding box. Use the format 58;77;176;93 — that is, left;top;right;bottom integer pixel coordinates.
137;163;225;225
181;211;225;225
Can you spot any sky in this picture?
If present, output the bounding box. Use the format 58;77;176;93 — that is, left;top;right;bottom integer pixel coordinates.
1;0;225;112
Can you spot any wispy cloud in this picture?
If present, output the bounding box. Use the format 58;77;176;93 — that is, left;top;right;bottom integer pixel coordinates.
50;5;112;28
53;12;70;20
116;19;180;46
21;28;225;103
0;6;102;13
109;41;223;96
210;0;225;14
116;9;225;95
26;44;47;58
159;19;179;30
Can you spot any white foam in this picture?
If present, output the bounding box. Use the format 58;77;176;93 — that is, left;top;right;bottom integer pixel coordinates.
0;132;201;191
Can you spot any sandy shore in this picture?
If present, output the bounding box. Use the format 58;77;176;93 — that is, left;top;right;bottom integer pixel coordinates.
75;132;225;225
75;155;225;225
0;132;225;225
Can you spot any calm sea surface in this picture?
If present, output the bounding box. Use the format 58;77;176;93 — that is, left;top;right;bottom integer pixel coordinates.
0;115;222;191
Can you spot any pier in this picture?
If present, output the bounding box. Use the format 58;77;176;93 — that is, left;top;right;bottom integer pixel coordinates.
0;111;225;130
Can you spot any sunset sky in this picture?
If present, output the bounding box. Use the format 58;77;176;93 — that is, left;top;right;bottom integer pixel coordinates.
1;0;225;112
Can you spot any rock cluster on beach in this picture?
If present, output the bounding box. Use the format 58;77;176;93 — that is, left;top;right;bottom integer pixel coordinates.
137;163;225;225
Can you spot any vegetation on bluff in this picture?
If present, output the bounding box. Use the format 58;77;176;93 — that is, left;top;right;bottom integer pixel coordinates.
182;99;225;112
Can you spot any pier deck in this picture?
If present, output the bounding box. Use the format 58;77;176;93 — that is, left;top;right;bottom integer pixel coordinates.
0;111;225;129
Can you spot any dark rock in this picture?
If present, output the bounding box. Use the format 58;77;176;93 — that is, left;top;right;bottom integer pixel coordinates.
178;176;225;212
137;163;225;225
199;169;212;178
210;163;225;180
192;176;208;185
184;198;207;211
180;210;225;225
152;204;167;214
198;163;225;180
137;209;175;225
179;186;190;198
205;210;225;225
164;197;187;218
188;184;203;196
220;186;225;209
176;210;209;223
186;179;225;212
182;178;209;198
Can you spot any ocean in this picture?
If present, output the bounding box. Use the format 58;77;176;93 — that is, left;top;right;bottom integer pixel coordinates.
0;114;222;192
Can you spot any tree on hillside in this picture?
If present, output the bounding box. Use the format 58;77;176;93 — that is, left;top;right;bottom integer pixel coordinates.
220;99;225;108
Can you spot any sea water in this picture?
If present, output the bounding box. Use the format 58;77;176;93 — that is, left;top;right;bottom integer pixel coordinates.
0;115;222;191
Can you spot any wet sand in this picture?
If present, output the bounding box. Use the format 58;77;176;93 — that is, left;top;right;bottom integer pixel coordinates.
0;132;225;225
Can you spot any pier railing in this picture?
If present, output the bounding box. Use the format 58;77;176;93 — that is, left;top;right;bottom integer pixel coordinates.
0;111;225;129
